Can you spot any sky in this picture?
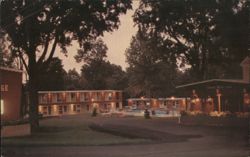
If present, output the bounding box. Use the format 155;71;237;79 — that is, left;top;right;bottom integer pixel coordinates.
56;1;139;73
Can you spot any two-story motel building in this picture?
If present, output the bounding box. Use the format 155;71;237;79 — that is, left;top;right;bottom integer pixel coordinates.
38;90;123;117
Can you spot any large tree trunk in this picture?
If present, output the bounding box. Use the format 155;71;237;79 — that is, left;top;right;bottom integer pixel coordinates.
29;66;40;133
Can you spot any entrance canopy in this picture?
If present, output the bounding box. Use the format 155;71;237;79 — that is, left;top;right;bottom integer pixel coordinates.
176;79;249;97
176;79;250;112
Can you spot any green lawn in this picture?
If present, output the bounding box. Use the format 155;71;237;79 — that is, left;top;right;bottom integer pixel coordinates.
2;115;147;146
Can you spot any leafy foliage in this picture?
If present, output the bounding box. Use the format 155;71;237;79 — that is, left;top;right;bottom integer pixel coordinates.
1;0;132;131
126;32;178;97
81;60;127;90
37;57;66;91
134;0;249;80
75;38;108;64
64;68;87;90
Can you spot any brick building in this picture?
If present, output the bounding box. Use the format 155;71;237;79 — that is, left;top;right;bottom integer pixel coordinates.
38;90;123;117
0;67;23;121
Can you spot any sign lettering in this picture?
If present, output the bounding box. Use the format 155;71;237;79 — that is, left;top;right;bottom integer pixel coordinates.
0;84;8;92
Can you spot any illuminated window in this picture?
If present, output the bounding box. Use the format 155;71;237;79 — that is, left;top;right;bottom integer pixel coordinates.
108;93;113;100
1;99;4;115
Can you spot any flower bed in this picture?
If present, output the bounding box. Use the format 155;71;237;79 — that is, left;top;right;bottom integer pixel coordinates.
181;112;249;127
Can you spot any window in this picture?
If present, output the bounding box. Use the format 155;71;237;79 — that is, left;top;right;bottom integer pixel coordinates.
96;92;101;101
71;93;76;102
52;93;63;103
63;105;68;113
108;92;113;101
83;93;89;101
66;93;76;102
76;105;81;113
116;103;120;109
39;94;48;104
51;94;57;103
48;106;52;115
58;106;63;114
159;101;165;109
115;92;120;100
80;93;86;102
73;105;77;112
42;106;48;115
57;93;63;103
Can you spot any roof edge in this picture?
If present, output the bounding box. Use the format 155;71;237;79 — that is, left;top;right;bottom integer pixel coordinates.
176;79;250;89
38;90;123;93
0;67;23;73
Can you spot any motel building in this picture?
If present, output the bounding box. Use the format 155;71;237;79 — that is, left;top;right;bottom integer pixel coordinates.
0;67;23;121
176;57;250;114
127;97;189;113
38;90;123;117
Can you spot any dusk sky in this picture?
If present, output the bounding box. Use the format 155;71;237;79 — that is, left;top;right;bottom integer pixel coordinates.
56;1;139;73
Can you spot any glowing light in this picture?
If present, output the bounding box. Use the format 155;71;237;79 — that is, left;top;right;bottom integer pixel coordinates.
171;96;175;100
53;105;57;112
70;104;74;111
1;99;4;115
39;106;43;113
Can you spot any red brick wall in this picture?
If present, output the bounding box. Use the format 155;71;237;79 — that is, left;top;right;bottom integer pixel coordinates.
0;69;22;121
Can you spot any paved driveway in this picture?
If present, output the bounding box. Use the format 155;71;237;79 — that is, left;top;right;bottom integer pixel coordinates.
2;115;249;157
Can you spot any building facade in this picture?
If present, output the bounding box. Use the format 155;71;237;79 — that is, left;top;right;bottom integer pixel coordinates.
0;67;23;121
176;57;250;113
38;90;123;117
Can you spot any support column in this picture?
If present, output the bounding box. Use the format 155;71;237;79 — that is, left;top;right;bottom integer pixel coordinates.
216;89;221;113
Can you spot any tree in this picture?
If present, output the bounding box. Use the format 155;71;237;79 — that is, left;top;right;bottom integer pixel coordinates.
81;60;127;90
37;57;66;91
1;0;132;132
76;38;127;90
64;68;86;90
0;30;16;68
75;38;108;64
126;32;178;98
134;0;249;81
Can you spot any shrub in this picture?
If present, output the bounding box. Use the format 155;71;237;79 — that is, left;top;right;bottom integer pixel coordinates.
92;107;98;117
144;109;150;119
180;111;188;117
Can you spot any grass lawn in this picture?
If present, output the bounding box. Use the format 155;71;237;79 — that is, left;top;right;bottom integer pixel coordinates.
2;114;148;146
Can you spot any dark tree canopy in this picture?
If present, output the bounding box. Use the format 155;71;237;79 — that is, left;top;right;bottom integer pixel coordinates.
134;0;249;80
64;68;86;90
75;38;108;65
81;60;127;90
126;32;178;98
37;57;66;91
1;0;132;73
0;0;132;132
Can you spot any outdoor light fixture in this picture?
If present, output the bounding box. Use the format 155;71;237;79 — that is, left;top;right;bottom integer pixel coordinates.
171;96;175;100
1;99;4;115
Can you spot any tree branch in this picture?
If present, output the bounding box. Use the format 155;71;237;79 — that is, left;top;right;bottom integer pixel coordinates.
44;34;59;65
18;51;29;75
38;35;50;64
